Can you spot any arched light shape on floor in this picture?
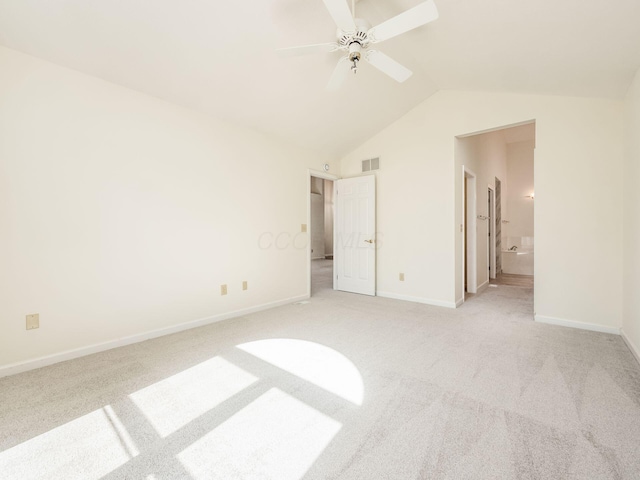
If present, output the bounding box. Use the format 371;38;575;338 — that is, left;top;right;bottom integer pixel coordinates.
237;339;364;405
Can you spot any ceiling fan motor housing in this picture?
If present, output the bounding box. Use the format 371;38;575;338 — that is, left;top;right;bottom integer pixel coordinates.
337;18;371;62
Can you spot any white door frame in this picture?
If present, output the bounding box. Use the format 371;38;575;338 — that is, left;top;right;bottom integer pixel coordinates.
488;185;496;280
462;166;477;299
307;169;339;298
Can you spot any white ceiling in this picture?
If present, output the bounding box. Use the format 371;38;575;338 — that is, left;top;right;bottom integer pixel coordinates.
1;0;639;156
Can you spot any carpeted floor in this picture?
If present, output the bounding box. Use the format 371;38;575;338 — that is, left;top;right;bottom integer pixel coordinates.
1;260;639;479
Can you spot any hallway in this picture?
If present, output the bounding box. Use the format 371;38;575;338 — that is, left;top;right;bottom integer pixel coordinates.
490;273;534;288
311;258;333;296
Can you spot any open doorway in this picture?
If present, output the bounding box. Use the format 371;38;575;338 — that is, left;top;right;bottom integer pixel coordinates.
310;174;335;296
456;121;535;305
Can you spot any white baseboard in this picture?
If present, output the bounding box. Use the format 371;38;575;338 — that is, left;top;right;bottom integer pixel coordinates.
455;298;464;307
377;291;456;309
477;280;489;293
621;329;640;366
534;314;621;335
0;294;309;379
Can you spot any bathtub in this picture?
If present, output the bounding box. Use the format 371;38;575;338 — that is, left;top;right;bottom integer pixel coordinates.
501;249;534;275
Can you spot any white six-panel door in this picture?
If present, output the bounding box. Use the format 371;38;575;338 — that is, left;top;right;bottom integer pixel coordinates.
335;175;376;296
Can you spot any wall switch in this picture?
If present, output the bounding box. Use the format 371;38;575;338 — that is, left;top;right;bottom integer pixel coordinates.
221;284;228;295
242;281;248;291
399;273;405;281
301;224;307;233
26;313;39;330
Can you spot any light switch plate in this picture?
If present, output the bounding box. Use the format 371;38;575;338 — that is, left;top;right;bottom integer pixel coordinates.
301;224;307;233
221;284;228;295
242;281;248;291
26;313;39;330
399;273;405;281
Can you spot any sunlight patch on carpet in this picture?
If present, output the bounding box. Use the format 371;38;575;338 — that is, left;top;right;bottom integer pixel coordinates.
177;387;341;480
237;338;364;405
129;356;257;437
0;407;136;480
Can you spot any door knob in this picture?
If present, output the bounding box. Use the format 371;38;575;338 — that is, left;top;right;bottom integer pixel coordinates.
364;239;375;244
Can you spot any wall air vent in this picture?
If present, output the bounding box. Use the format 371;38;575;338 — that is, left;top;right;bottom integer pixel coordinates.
361;157;380;173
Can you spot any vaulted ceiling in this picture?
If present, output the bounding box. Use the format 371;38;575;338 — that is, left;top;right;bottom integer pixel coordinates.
1;0;639;156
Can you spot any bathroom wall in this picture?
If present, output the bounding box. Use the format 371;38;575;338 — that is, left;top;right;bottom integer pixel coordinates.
505;140;535;244
503;140;535;275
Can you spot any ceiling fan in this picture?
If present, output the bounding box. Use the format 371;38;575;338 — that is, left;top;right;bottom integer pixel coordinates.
278;0;439;90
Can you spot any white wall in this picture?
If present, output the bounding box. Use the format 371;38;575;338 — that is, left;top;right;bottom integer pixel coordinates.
0;46;332;371
341;90;624;330
623;68;640;359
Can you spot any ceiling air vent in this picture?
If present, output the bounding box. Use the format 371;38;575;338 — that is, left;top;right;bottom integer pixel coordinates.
361;157;380;173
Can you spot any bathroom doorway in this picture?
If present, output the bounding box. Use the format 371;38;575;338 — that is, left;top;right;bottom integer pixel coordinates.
456;121;535;306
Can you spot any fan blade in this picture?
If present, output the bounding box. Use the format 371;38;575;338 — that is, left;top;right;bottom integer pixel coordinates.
365;50;413;83
277;43;339;58
322;0;356;32
326;56;351;91
369;0;439;43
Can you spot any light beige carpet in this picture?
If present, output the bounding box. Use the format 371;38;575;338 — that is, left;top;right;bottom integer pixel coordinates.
1;260;639;479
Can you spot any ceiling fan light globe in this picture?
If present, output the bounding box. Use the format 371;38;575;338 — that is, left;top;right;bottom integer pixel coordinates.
348;42;362;60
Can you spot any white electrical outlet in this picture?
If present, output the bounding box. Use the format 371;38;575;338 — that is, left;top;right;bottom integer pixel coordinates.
221;284;228;295
242;281;248;291
26;313;39;330
399;273;405;281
